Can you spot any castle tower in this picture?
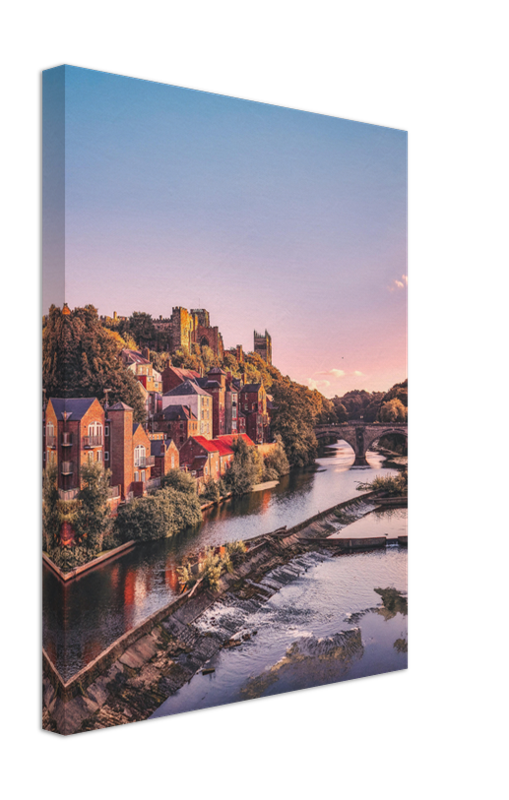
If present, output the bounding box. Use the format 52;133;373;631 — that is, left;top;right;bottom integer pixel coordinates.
253;329;272;364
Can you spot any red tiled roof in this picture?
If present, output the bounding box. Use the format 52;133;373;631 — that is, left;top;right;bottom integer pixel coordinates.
212;439;235;457
216;433;255;448
192;436;220;453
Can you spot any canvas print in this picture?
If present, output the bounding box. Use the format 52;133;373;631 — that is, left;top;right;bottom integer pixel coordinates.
42;66;408;735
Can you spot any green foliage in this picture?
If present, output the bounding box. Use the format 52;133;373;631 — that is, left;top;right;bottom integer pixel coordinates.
42;463;62;550
356;470;408;497
224;436;263;495
332;389;384;422
199;547;224;590
161;468;197;495
262;435;290;480
43;305;146;423
177;541;247;593
269;380;318;467
114;480;202;543
332;380;407;423
379;397;407;422
46;545;92;573
73;463;112;554
150;350;170;374
200;478;221;503
225;540;247;559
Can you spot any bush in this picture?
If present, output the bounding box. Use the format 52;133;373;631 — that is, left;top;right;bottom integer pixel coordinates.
73;462;112;555
177;541;247;593
224;437;263;495
262;436;290;480
200;478;221;503
114;482;202;543
356;470;407;497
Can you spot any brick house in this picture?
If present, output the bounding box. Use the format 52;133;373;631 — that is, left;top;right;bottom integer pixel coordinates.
153;404;199;448
161;364;201;394
122;348;163;417
197;367;227;437
162;380;213;439
179;436;221;484
148;434;179;479
45;397;107;499
239;383;270;443
105;401;155;500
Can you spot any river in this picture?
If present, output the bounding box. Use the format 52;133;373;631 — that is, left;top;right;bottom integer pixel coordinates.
43;442;402;680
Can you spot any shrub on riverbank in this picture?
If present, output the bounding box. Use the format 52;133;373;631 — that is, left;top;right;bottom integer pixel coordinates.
115;479;202;543
200;477;226;504
356;470;408;497
224;437;263;495
262;435;290;481
177;540;247;593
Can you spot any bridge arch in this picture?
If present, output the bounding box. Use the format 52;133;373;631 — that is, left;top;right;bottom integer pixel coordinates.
363;427;408;454
314;426;359;458
314;423;407;468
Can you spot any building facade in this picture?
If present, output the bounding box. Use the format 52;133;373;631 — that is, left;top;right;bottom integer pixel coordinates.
44;397;106;499
162;380;213;439
253;329;272;364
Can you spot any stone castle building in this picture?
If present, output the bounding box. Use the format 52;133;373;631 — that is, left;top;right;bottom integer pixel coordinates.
155;306;225;360
254;329;272;364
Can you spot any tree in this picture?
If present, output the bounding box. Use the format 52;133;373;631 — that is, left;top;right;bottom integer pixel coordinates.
42;463;61;550
380;397;407;422
43;305;146;423
224;436;263;495
269;379;318;467
128;312;155;347
74;462;112;554
114;479;202;543
262;435;290;480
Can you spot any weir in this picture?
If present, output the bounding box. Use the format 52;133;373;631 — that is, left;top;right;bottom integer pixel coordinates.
43;489;403;734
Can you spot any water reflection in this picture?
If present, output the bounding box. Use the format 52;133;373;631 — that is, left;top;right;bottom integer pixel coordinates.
43;443;400;680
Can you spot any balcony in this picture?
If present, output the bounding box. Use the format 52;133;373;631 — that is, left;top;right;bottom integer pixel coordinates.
83;435;103;448
134;455;155;469
108;485;120;499
61;461;74;475
46;435;56;448
61;432;73;446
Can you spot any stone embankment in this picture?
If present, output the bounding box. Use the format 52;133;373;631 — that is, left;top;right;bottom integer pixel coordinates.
43;489;402;735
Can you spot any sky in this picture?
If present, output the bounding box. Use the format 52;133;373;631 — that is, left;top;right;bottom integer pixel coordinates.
43;65;407;397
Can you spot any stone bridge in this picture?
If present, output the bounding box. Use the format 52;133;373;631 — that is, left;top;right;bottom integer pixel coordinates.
314;422;408;467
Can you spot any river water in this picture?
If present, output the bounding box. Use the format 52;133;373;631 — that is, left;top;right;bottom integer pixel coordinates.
152;539;408;719
43;443;403;680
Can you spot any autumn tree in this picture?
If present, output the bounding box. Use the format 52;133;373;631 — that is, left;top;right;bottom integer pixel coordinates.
269;379;318;467
43;304;146;423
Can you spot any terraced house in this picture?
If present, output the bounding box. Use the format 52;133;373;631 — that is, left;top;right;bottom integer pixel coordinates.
44;397;106;501
43;397;178;516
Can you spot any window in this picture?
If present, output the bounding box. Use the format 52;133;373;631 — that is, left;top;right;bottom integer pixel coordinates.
96;450;102;462
105;425;109;437
87;422;103;445
105;452;109;461
134;445;145;467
